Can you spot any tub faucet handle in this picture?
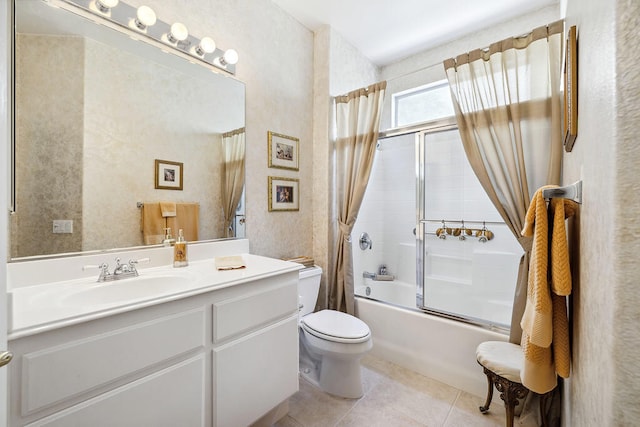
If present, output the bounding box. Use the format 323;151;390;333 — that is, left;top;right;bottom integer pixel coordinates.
359;232;372;250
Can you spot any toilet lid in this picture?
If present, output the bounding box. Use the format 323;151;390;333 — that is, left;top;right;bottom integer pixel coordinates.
301;310;370;343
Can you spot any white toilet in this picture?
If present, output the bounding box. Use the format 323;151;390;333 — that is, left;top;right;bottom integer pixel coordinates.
298;266;372;399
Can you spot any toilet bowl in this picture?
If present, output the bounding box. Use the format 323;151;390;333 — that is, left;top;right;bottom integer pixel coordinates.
298;266;373;398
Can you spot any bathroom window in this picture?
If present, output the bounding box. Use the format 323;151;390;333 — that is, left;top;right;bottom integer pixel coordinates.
392;80;455;128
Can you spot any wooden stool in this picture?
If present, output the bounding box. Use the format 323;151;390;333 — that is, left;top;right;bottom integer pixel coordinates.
476;341;549;427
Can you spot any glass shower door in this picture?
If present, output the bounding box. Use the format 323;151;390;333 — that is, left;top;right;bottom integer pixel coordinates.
416;128;523;329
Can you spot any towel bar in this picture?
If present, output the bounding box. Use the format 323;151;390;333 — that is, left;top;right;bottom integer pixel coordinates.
137;202;200;208
542;180;582;204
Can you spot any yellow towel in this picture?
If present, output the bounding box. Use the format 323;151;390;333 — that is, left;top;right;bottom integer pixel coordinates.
167;203;199;242
141;203;166;245
160;201;177;217
520;186;578;393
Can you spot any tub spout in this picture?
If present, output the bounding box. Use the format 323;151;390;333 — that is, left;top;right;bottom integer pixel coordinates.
363;271;395;281
363;271;376;279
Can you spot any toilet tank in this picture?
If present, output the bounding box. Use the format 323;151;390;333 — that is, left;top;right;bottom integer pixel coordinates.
298;266;322;317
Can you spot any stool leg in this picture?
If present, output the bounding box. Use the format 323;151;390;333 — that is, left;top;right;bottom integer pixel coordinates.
479;367;494;413
492;375;528;427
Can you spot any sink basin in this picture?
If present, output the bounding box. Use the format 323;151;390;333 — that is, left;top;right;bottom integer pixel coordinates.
61;273;195;306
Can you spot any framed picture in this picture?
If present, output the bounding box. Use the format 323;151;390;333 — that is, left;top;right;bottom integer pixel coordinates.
268;176;299;212
564;25;578;152
155;159;183;190
268;131;299;171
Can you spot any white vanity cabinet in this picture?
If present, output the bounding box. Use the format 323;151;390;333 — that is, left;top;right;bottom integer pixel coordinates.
7;270;300;427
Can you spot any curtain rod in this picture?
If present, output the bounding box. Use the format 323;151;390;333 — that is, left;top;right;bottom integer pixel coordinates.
385;19;564;84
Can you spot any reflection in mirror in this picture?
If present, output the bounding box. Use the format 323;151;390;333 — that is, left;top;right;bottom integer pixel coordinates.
11;0;246;260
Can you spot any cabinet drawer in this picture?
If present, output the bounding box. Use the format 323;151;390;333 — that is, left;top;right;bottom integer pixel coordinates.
25;355;206;427
21;309;205;414
213;274;297;343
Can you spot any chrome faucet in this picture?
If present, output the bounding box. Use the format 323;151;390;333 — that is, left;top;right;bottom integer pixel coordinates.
112;257;134;277
84;257;150;282
362;271;376;279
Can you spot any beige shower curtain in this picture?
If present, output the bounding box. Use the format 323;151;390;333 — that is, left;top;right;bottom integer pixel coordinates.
221;128;246;237
444;21;564;343
330;81;386;315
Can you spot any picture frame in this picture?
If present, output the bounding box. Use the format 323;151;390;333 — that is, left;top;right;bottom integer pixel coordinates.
155;159;183;190
564;25;578;152
268;176;299;212
268;131;299;171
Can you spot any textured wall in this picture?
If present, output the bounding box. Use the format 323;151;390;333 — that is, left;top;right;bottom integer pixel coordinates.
312;27;333;309
312;26;380;309
613;0;640;420
563;0;640;425
14;35;84;257
121;0;315;259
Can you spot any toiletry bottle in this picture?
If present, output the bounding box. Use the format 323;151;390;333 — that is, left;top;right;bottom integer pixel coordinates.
162;228;174;247
173;229;188;267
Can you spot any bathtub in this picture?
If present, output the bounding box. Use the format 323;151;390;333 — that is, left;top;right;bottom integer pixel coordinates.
356;275;512;326
355;295;507;397
352;240;514;397
355;278;415;308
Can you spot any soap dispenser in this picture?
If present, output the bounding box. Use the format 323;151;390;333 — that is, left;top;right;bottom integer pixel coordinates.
162;228;175;247
173;229;188;267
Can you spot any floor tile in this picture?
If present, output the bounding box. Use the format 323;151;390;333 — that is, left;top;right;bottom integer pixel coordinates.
281;356;528;427
336;396;427;427
273;415;305;427
285;377;359;427
443;391;504;427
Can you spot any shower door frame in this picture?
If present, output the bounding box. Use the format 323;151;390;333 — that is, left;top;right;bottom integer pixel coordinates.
379;117;510;334
414;124;510;334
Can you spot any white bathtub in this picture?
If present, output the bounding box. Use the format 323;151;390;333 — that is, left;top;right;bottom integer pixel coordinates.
356;276;512;326
355;279;416;308
355;295;507;397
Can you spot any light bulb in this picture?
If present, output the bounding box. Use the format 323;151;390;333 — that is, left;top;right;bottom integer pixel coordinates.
194;37;216;56
167;22;189;43
220;49;238;66
95;0;119;13
134;6;156;30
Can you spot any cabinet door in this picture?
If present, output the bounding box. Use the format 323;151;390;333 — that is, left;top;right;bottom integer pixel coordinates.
25;355;206;427
213;316;298;427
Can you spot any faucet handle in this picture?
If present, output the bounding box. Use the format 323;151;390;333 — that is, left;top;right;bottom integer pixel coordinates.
83;262;110;282
82;262;108;271
127;258;150;276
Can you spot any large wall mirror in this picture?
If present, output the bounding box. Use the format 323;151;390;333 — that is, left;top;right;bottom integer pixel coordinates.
11;0;246;260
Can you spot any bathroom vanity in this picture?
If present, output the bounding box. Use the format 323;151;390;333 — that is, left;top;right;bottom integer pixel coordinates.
6;240;301;427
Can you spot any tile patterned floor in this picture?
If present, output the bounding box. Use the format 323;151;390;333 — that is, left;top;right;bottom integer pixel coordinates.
274;356;507;427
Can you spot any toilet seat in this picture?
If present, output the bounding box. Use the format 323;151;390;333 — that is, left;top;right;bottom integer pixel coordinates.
301;310;371;344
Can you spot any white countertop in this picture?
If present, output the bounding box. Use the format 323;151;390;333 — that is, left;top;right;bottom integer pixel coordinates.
9;252;302;340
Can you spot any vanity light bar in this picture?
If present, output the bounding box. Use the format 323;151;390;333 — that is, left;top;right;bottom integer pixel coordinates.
45;0;237;75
